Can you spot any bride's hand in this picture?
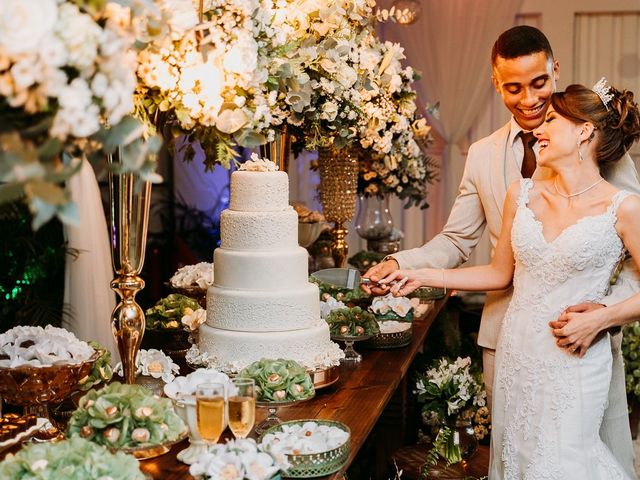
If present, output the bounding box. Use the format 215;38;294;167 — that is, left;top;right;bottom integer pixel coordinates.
549;303;607;357
379;269;428;297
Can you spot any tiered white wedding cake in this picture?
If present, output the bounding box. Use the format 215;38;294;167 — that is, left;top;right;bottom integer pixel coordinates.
196;157;343;372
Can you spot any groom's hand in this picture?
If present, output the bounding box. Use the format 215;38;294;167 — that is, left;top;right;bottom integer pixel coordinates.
550;303;606;357
361;258;399;296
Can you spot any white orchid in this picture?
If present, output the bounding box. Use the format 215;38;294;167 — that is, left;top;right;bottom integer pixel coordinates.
189;438;289;480
115;349;180;383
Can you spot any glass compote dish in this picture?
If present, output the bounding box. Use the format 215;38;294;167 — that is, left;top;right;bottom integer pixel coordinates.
255;394;315;436
330;334;373;363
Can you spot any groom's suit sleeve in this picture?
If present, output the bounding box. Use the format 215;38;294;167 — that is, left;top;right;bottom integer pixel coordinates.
391;142;488;270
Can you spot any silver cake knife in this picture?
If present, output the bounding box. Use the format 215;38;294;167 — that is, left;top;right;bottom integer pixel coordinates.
311;268;398;290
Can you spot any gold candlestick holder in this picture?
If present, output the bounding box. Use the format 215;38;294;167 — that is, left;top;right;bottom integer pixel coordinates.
318;145;358;267
108;148;151;384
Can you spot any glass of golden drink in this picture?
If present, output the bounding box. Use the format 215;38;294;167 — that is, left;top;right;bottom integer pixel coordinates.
195;382;226;445
228;378;256;439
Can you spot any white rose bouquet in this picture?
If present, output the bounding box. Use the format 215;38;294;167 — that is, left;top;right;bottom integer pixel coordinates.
0;0;160;229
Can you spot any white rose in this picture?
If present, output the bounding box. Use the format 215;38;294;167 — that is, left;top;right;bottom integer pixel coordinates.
0;0;57;56
216;108;248;134
181;308;206;331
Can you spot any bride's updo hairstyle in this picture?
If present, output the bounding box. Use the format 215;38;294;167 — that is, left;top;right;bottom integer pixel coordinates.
550;84;640;170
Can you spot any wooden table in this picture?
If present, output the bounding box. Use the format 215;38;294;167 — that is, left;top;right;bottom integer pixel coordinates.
140;297;448;480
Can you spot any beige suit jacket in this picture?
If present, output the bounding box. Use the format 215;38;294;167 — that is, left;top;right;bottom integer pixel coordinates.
392;121;640;349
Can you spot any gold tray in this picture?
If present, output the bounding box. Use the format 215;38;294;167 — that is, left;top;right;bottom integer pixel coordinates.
310;365;339;390
118;430;188;460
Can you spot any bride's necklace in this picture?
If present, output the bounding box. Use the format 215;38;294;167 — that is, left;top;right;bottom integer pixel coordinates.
553;177;604;198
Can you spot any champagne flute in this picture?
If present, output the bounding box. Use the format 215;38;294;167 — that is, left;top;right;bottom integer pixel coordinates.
228;378;256;439
196;382;226;445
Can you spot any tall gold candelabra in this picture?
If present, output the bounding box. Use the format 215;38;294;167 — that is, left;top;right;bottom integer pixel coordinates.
318;145;358;267
108;149;151;384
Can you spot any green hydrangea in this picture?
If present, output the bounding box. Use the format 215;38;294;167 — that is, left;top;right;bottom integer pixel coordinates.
325;306;380;336
239;359;314;402
67;382;186;448
0;436;145;480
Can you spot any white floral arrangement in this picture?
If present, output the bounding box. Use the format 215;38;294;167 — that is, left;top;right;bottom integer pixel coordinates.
0;0;160;228
261;421;349;455
115;348;180;383
134;0;285;168
414;356;486;422
0;325;94;368
170;262;214;289
370;294;413;318
190;438;290;480
261;0;375;151
355;34;436;208
239;153;279;172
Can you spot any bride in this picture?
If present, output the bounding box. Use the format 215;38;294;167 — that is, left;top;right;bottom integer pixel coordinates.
380;81;640;479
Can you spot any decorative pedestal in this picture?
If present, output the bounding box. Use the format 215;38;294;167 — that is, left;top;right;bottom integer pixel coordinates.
318;146;358;267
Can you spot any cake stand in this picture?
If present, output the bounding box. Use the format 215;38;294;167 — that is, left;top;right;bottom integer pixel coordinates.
331;334;373;363
255;394;315;436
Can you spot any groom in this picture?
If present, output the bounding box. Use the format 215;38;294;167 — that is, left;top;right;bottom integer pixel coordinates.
362;25;640;477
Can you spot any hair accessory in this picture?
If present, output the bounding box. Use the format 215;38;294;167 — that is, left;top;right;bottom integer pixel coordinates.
592;77;614;110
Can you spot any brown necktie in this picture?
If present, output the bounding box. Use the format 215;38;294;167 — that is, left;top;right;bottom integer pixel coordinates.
520;131;537;178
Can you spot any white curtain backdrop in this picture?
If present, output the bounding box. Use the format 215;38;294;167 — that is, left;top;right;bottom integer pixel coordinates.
63;160;117;360
574;12;640;165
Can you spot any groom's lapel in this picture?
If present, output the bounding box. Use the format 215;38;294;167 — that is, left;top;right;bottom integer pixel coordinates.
489;123;511;216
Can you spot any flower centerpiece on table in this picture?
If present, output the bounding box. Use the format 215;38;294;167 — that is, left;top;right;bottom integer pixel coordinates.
67;382;187;449
133;0;286;169
0;436;146;480
238;359;314;402
189;438;290;480
0;0;160;229
355;34;437;209
414;356;486;463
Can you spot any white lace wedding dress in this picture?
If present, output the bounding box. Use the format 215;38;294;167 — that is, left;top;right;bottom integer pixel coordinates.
489;179;634;480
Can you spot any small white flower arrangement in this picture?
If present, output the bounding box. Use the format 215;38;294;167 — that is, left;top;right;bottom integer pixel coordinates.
189;438;289;480
414;356;486;421
170;262;214;290
115;348;180;383
370;294;413;319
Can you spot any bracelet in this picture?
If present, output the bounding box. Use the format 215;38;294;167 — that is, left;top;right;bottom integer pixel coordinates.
441;268;447;295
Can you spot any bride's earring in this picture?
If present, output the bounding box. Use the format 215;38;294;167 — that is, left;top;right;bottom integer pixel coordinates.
577;140;584;163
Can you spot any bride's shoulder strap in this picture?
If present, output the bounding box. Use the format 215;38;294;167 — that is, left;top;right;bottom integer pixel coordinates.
516;178;534;207
608;189;635;216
